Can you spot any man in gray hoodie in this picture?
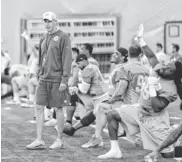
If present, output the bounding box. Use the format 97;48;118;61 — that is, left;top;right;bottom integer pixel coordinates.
26;11;72;150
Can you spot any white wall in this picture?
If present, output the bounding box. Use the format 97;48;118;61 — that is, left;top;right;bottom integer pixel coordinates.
1;0;182;64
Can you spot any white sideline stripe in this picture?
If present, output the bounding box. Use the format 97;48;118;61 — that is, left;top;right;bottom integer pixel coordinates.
4;107;12;110
28;120;36;124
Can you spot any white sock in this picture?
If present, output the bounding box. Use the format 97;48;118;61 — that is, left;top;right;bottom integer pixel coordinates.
13;93;20;102
44;108;52;119
98;140;122;159
110;140;120;151
29;94;35;102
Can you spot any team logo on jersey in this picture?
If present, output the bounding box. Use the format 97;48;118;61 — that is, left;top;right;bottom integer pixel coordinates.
53;36;59;41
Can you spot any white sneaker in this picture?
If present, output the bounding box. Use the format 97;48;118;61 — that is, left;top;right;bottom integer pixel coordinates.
20;97;29;102
98;150;122;159
8;98;21;104
81;135;104;148
49;139;65;149
21;102;34;108
44;116;51;121
14;97;21;104
5;100;17;104
44;118;57;126
26;139;46;150
44;107;52;121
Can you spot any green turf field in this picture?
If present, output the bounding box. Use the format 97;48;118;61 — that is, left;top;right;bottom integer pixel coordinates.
1;98;182;162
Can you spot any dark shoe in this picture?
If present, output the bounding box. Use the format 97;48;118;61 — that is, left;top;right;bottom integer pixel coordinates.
118;131;126;137
63;124;75;136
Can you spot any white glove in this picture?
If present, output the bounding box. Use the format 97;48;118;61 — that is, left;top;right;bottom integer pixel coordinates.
137;24;144;38
69;86;78;95
134;24;147;47
21;30;29;40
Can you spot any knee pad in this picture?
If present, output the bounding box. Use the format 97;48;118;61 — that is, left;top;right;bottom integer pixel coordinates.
80;110;96;126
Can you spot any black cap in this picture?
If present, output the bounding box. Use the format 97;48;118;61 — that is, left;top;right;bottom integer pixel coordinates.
76;54;88;63
117;47;128;58
175;56;182;69
172;44;180;52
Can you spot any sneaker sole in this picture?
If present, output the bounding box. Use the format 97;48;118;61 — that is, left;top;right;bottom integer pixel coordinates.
49;145;65;150
26;145;46;150
44;124;57;127
98;156;122;159
81;143;104;148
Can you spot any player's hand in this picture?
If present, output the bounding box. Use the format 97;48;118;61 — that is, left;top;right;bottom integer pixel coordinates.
137;24;144;38
21;30;29;40
134;24;144;42
69;87;74;95
144;151;159;162
59;83;67;91
69;86;78;95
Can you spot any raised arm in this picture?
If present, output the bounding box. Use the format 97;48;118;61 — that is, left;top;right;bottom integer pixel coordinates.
136;24;159;68
21;31;38;57
141;45;159;68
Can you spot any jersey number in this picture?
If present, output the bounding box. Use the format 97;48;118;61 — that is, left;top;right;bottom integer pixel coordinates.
134;74;147;94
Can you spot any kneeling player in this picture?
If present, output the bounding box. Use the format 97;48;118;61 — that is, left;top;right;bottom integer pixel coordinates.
64;54;108;135
81;46;149;148
63;47;128;136
98;25;179;159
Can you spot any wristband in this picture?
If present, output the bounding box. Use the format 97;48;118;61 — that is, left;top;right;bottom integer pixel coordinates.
139;38;147;47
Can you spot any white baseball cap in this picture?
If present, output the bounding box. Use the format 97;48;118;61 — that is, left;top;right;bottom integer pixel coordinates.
43;12;57;21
